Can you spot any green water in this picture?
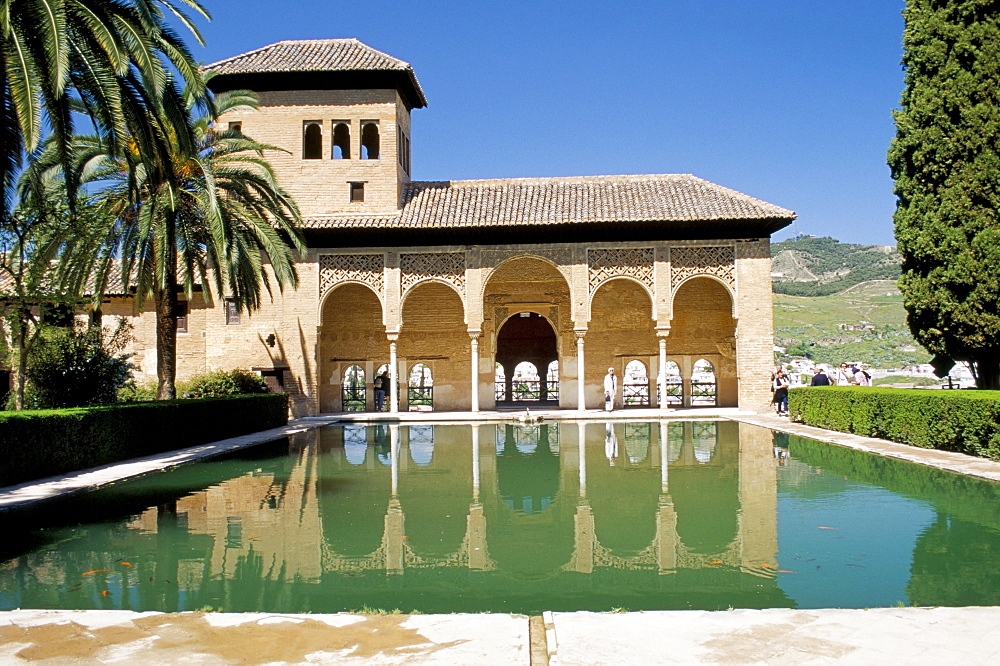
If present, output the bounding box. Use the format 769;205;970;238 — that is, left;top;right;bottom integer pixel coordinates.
3;421;1000;614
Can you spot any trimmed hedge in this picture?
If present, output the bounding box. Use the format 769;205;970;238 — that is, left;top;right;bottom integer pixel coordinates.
788;386;1000;460
0;394;289;487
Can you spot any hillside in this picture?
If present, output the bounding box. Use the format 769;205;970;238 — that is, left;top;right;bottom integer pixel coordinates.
769;238;929;367
771;236;900;296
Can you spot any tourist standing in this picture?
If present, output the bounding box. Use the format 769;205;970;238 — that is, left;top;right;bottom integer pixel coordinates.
852;366;872;387
374;370;390;411
810;366;831;386
603;367;617;411
772;368;790;416
834;363;854;386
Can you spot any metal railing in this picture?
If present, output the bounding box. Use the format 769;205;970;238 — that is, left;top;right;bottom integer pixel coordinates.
657;381;684;407
512;380;541;401
623;381;650;407
342;385;366;411
690;381;717;406
546;380;559;402
408;386;433;408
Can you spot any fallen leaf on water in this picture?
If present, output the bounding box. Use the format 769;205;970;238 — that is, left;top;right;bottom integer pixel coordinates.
120;562;132;566
82;570;108;576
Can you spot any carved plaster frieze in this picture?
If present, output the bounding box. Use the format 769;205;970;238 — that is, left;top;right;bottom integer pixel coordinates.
670;245;735;289
480;248;575;268
400;251;466;294
587;248;655;292
319;253;384;297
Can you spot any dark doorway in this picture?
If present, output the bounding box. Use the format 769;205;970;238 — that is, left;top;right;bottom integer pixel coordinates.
495;312;558;408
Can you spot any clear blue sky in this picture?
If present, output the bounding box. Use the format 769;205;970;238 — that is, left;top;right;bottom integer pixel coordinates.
189;0;907;246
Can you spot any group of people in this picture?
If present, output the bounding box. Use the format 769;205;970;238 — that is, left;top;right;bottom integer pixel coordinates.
771;362;872;416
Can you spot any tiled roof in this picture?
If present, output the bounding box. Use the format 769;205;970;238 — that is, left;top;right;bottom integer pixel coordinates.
302;174;795;230
203;39;427;107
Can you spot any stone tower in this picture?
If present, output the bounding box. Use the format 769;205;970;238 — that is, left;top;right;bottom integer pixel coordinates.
204;39;428;218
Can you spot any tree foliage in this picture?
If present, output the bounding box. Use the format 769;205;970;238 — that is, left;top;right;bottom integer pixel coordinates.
887;0;1000;389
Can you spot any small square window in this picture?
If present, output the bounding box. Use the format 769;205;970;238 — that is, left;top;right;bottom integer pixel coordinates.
228;121;242;133
350;182;365;203
175;302;188;333
225;299;241;325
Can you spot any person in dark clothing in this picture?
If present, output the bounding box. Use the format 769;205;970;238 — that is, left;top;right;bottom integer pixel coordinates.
771;368;790;416
810;367;831;386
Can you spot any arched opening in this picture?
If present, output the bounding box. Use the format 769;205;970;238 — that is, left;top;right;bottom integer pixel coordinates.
546;360;559;402
495;312;557;407
588;279;656;408
361;122;379;159
494;363;506;402
303;121;322;159
343;365;365;411
332;122;350;159
407;424;434;464
660;360;683;406
319;283;384;413
399;281;466;410
692;358;717;406
408;363;433;411
670;277;737;407
623;359;649;407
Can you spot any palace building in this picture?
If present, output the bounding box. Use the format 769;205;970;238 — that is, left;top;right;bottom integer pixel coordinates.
108;39;795;416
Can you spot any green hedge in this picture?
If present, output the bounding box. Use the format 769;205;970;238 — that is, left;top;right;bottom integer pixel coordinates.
788;386;1000;460
0;394;289;487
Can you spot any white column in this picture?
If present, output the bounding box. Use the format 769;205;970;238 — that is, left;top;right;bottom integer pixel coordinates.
472;425;481;502
577;421;588;498
660;421;669;492
576;331;587;411
659;336;668;409
470;333;480;412
390;424;400;496
389;338;399;413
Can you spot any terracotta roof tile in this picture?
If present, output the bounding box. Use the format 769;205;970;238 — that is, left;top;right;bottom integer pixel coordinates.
302;174;795;230
204;39;427;107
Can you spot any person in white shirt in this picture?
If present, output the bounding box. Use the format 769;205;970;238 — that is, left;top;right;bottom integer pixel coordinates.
603;367;617;411
834;363;854;386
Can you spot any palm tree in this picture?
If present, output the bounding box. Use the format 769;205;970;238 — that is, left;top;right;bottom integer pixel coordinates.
1;0;211;219
50;88;305;399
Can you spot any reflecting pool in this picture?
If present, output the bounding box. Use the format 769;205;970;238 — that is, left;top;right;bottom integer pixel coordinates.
3;421;1000;614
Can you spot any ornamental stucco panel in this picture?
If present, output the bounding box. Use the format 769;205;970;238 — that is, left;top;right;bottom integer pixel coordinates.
400;251;466;296
587;248;655;292
319;253;384;299
669;245;736;292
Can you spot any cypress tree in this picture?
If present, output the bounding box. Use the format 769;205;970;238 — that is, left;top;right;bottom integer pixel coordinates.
888;0;1000;389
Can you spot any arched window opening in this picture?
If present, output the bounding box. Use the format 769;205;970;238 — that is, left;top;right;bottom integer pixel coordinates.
408;363;433;411
623;359;650;407
692;359;717;407
546;361;559;402
361;122;379;159
303;122;322;159
692;422;718;462
495;362;507;402
332;122;350;159
624;423;651;464
343;425;368;465
408;425;434;465
658;360;684;406
512;361;540;401
342;365;365;411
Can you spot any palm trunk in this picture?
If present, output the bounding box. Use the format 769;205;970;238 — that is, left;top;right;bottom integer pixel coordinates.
156;221;178;400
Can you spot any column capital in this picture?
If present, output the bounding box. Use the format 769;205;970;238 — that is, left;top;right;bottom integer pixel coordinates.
655;326;672;337
468;329;482;340
386;332;399;342
574;328;588;341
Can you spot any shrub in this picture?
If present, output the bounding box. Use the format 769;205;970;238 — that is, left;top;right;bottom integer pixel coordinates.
186;368;269;397
789;387;1000;460
23;320;134;409
0;394;289;487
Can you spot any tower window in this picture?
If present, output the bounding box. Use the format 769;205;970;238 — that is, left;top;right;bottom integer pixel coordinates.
361;122;379;160
225;298;241;325
332;122;350;159
303;121;322;159
350;182;365;203
228;121;242;134
175;301;188;333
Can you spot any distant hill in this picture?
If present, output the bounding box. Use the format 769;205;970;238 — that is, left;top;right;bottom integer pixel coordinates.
771;236;900;296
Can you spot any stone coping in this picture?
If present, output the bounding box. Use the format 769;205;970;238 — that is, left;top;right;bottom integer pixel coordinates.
2;607;999;664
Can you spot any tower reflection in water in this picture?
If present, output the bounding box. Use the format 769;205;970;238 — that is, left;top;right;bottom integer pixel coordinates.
0;421;799;614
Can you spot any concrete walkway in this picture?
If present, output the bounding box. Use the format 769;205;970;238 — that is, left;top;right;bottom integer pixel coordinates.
2;606;1000;664
4;410;1000;664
